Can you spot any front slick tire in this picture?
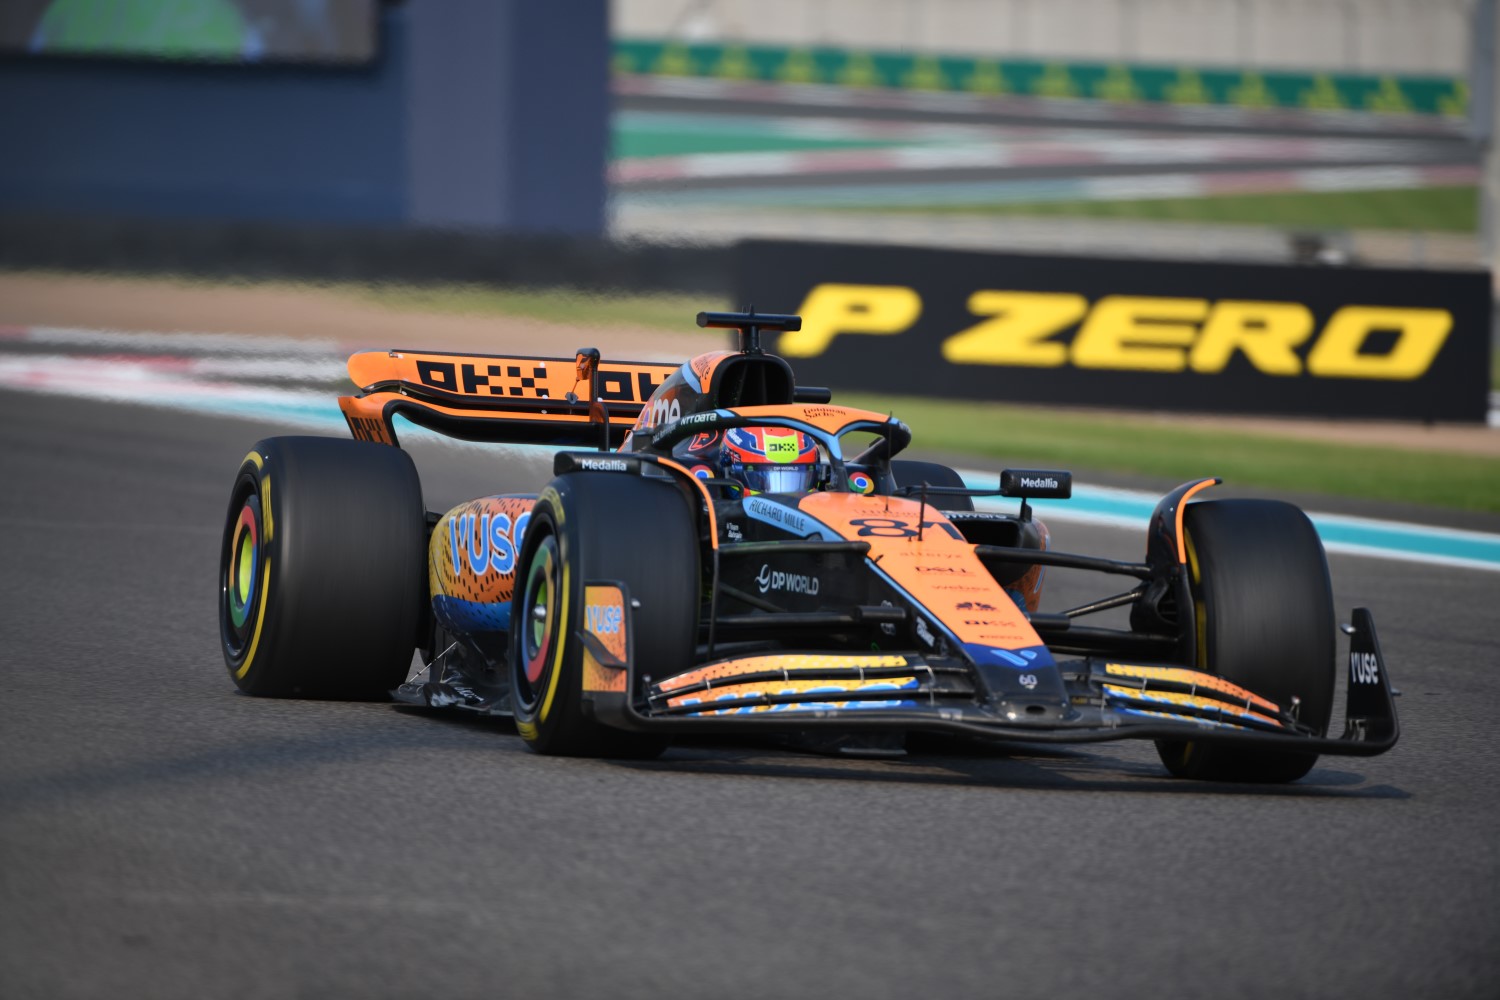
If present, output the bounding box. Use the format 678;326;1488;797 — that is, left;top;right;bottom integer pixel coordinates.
219;436;426;699
1156;499;1336;783
510;472;698;759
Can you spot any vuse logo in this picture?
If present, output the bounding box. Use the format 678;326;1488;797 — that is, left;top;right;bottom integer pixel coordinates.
1349;651;1380;685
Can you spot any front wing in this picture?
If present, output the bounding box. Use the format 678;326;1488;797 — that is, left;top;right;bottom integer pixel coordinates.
591;607;1399;758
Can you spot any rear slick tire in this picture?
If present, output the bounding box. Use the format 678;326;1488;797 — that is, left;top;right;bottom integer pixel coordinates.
509;472;698;758
219;436;426;699
1155;499;1336;783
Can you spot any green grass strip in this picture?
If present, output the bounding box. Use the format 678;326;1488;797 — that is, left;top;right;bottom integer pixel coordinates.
843;391;1500;514
354;282;727;333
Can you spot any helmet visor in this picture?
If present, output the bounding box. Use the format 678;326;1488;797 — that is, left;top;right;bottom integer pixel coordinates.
737;463;817;494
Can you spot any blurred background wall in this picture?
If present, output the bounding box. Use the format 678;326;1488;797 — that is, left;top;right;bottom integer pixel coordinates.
617;0;1470;74
0;0;1490;419
0;0;609;233
0;0;1491;290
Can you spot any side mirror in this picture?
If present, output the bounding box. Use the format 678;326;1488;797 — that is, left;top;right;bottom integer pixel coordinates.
1000;469;1073;500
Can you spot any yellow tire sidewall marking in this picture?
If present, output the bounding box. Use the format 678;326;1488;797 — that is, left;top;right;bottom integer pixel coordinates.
537;532;569;725
527;488;567;729
1180;528;1206;765
260;473;274;543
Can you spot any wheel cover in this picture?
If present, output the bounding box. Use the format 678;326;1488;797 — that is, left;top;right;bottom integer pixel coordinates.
221;490;263;657
518;533;560;705
228;504;259;629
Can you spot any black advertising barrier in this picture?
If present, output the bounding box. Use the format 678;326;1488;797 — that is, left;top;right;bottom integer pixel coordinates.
733;240;1493;422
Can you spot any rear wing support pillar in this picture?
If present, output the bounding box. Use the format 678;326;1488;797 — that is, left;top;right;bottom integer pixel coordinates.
571;348;608;452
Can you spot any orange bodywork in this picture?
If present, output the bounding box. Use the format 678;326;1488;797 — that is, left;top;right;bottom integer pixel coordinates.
1011;520;1050;615
338;390;625;444
1102;662;1282;717
429;496;537;612
727;402;896;436
684;350;740;393
347;350;679;405
581;584;630;695
340;351;685;446
794;492;1044;651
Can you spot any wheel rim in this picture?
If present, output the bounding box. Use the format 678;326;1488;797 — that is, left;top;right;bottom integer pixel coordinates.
516;532;560;709
229;504;259;629
221;489;263;658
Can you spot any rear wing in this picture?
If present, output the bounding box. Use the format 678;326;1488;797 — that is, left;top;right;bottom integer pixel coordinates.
338;348;680;449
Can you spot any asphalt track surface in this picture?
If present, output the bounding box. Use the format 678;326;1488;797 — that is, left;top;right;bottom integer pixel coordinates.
2;389;1498;999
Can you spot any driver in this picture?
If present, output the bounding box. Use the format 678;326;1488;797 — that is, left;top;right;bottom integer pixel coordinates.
674;427;826;495
721;427;824;494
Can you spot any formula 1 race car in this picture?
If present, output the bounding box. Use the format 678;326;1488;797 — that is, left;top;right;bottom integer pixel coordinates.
218;309;1399;783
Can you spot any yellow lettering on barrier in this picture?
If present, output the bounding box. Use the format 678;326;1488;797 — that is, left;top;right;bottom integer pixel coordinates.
1306;306;1453;380
1188;300;1314;375
1071;296;1208;372
941;291;1086;367
779;283;1455;382
780;284;922;357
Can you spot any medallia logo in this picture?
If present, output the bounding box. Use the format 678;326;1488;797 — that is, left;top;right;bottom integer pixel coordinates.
756;564;820;595
578;457;628;472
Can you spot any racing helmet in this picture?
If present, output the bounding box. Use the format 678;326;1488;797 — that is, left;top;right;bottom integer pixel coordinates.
720;426;822;494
